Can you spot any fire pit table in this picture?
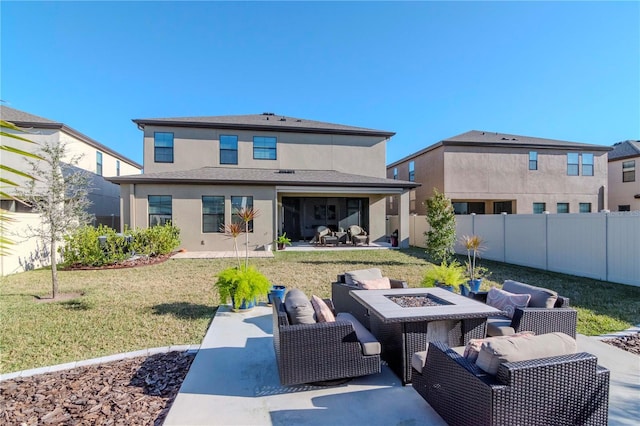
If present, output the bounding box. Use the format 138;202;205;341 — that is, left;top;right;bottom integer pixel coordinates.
349;287;504;384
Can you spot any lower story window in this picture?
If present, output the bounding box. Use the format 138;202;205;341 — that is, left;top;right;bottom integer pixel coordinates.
619;205;631;212
579;203;592;213
149;195;172;226
202;196;225;233
557;203;570;214
453;202;486;215
231;196;254;232
533;202;546;214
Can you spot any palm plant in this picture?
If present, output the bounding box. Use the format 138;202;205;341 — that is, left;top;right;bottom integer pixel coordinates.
460;235;486;280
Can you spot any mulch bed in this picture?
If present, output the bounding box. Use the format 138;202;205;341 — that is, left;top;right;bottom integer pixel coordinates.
0;351;195;426
61;253;175;271
602;332;640;355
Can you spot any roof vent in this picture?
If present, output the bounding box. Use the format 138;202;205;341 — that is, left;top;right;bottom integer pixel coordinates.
278;169;295;174
262;112;275;116
501;137;509;140
279;117;286;121
296;119;302;122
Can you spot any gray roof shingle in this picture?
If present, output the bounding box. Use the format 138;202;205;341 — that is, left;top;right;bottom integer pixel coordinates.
1;105;142;169
107;167;418;189
388;130;612;167
608;140;640;161
132;113;395;137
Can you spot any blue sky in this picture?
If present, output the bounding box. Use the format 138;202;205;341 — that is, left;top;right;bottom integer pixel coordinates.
2;1;638;167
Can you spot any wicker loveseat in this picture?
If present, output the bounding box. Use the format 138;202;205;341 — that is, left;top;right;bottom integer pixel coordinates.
471;280;578;338
412;339;610;426
331;268;408;329
272;295;381;386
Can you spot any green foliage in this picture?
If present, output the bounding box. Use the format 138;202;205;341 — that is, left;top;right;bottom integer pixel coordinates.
214;266;271;309
424;189;456;263
276;232;292;246
421;260;467;289
61;223;180;267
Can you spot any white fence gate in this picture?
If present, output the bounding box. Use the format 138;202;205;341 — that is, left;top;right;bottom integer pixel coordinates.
389;212;640;287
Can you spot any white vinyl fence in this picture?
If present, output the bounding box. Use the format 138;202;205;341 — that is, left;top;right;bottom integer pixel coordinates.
390;212;640;287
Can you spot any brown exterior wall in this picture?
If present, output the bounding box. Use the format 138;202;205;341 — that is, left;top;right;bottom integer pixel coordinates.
608;157;640;211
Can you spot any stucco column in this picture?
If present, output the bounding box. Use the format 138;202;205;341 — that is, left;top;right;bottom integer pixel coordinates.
398;190;410;248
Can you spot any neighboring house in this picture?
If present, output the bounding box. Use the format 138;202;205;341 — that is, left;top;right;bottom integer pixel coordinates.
608;140;640;212
0;105;142;275
107;113;417;252
387;130;611;216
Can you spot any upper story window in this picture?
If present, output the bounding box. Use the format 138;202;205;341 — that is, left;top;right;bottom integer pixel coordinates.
148;195;172;226
202;196;225;233
533;202;546;214
557;202;570;213
220;135;238;165
582;153;594;176
96;151;103;175
623;160;636;182
393;167;398;180
409;161;415;181
567;153;579;176
529;151;538;170
116;160;120;176
154;132;174;163
253;136;276;160
231;196;254;232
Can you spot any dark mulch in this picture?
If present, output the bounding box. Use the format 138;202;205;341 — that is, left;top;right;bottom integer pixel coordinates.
0;351;194;426
602;332;640;355
61;253;175;271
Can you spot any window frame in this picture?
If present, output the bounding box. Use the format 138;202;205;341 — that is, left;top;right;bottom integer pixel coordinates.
154;132;174;163
567;153;579;176
231;196;254;232
533;202;546;214
96;151;103;176
220;135;238;165
408;161;415;182
557;202;570;214
393;167;398;180
148;195;172;227
619;205;631;212
579;203;592;213
582;153;594;176
253;136;277;160
202;196;225;233
116;160;120;176
622;160;636;183
529;151;538;170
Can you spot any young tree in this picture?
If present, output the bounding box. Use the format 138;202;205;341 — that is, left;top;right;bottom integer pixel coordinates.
424;188;456;264
17;140;93;298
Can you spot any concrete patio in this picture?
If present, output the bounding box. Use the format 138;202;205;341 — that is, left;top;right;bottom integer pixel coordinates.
164;304;640;426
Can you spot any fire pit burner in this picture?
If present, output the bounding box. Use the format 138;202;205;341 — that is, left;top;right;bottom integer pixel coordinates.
387;295;451;308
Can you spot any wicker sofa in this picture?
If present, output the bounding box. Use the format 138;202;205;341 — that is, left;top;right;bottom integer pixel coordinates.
412;340;610;426
272;295;381;386
331;268;408;329
471;280;578;338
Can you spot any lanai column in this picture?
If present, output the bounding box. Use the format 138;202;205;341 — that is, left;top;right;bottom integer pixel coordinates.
398;190;410;248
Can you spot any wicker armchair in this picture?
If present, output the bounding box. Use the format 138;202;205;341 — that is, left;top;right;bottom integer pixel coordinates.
471;280;578;338
272;296;381;386
332;270;407;329
348;225;369;246
412;341;610;426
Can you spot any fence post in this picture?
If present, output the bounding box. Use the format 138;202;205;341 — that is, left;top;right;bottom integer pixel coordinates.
544;211;550;270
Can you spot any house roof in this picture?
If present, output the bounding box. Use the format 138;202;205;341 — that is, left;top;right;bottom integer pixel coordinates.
107;167;419;190
132;113;396;138
387;130;612;168
608;140;640;161
1;105;143;169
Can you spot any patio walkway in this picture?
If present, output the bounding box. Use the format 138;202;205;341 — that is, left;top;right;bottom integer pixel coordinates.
164;304;639;426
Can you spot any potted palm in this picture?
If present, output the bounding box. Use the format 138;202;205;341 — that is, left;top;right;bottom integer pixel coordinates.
275;232;292;250
214;208;271;311
459;235;490;295
421;260;467;292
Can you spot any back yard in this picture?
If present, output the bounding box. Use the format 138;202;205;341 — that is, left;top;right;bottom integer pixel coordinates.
2;248;639;373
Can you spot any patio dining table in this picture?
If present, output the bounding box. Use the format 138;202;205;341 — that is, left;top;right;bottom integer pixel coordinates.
349;287;504;384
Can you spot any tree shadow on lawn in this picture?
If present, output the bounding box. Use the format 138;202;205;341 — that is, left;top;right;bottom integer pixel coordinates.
151;302;216;320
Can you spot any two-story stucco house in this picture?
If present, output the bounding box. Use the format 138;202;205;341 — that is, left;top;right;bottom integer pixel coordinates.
608;140;640;212
108;113;417;252
387;130;611;216
0;105;142;275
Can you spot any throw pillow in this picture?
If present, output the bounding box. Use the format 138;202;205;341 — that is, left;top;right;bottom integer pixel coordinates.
486;287;531;319
344;268;383;286
284;289;316;325
503;280;558;308
358;276;392;290
310;295;336;323
475;332;577;375
463;331;535;363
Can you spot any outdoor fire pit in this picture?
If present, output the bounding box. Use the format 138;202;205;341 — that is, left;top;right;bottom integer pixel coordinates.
387;294;452;308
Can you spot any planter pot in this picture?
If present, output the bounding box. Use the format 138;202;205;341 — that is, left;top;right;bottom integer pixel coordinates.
459;284;470;297
468;278;483;293
435;282;455;292
230;296;257;312
267;285;286;305
277;243;286;250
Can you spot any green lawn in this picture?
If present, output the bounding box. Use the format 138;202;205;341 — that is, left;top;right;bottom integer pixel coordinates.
1;248;639;373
